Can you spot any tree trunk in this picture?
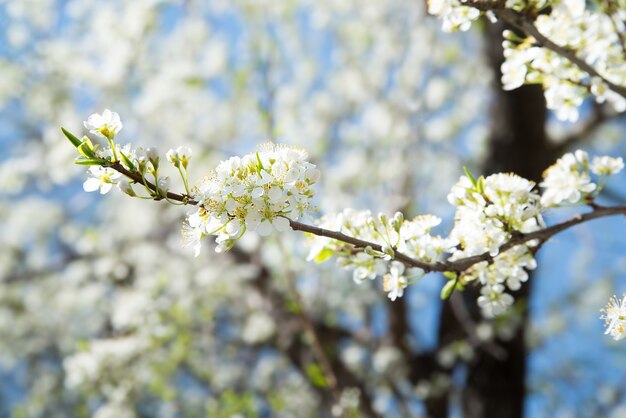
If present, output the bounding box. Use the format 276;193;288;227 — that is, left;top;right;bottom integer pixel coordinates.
430;22;558;418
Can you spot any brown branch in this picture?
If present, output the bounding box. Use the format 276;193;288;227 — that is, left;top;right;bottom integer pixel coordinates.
287;204;626;273
107;163;626;276
283;262;340;396
449;293;507;360
467;3;626;99
604;0;626;61
551;103;611;154
108;161;198;205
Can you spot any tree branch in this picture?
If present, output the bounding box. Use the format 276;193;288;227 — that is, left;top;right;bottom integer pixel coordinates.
551;103;611;155
449;293;507;360
287;204;626;273
467;3;626;99
109;161;197;205
107;163;626;276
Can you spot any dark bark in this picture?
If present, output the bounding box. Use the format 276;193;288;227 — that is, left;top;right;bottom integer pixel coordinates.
430;22;559;418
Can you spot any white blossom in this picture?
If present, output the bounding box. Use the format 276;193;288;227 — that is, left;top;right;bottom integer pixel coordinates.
601;294;626;341
83;109;123;139
590;156;624;176
540;150;596;207
83;166;121;194
383;261;407;301
185;143;319;253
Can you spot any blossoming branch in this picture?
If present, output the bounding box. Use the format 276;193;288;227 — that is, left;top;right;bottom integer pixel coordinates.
62;110;626;339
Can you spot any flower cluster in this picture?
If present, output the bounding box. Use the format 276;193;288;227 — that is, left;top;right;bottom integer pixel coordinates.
448;172;543;257
426;0;481;32
307;210;452;301
446;172;543;316
501;0;626;121
184;143;320;254
471;246;537;316
66;110;195;201
540;150;623;207
428;0;626;121
65;112;626;325
601;294;626;341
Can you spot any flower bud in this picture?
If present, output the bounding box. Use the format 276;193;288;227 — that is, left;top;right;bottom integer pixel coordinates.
145;147;159;167
158;176;170;195
177;146;192;169
166;148;179;166
364;246;377;256
381;245;395;259
117;178;136;196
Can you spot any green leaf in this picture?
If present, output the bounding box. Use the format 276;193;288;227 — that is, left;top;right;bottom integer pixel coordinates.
305;363;327;388
61;127;82;148
477;176;485;194
440;279;456;300
74;157;106;166
463;166;477;187
77;142;96;159
256;151;264;170
313;248;335;263
442;271;457;280
120;151;136;171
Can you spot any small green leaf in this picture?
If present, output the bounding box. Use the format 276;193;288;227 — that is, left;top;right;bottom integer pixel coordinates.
440;279;456;300
313;248;335;263
477;176;485;194
256;151;264;170
61;127;82;148
120;151;136;171
305;363;327;388
443;271;457;280
77;142;96;159
463;166;477;187
74;157;106;166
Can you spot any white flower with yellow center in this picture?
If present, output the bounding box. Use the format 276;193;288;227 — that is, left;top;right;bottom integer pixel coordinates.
590;156;624;176
83;166;121;195
83;109;123;139
601;294;626;341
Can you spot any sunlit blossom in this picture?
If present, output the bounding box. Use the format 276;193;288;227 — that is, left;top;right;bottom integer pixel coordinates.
83;109;123;139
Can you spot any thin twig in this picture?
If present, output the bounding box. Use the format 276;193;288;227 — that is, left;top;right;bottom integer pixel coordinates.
467;3;626;99
280;246;341;397
107;163;626;276
287;204;626;273
449;293;507;360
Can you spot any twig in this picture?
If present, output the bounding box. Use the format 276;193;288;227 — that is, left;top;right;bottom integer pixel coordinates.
108;161;197;205
106;163;626;276
467;3;626;99
282;257;341;398
286;204;626;273
449;293;507;360
551;103;611;155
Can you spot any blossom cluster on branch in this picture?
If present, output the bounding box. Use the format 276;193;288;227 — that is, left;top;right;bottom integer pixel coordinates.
63;110;625;332
427;0;626;121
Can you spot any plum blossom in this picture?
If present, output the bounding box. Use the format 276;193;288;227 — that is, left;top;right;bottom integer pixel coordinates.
540;150;596;207
477;283;515;318
83;166;122;194
166;146;192;168
590;156;624;176
307;209;451;300
601;294;626;341
184;143;320;255
383;261;407;301
83;109;123;139
448;172;543;259
427;0;480;32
